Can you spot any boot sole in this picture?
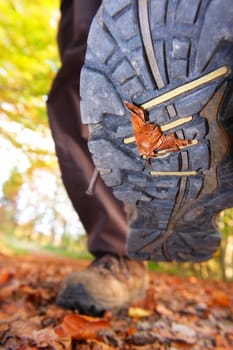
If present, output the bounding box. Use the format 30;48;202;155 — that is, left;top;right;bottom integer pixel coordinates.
80;0;233;262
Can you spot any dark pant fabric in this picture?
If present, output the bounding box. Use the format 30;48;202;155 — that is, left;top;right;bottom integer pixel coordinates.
47;0;128;257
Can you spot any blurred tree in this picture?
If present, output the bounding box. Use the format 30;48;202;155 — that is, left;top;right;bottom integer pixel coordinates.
2;167;23;203
218;210;233;280
0;0;59;129
0;0;87;252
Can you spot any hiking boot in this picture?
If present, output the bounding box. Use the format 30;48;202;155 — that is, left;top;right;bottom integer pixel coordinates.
56;254;147;316
80;0;233;262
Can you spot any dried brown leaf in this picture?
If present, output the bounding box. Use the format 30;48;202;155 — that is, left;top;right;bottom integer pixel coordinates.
124;101;192;159
156;303;173;317
10;318;41;338
87;339;116;350
33;327;72;350
133;287;157;312
0;270;13;284
0;280;20;299
57;314;109;341
209;290;230;308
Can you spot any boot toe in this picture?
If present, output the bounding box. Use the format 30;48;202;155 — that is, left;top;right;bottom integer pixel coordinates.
57;282;105;316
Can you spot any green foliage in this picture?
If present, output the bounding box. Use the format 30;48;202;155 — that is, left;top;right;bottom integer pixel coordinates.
0;0;59;129
218;209;233;238
2;167;23;202
43;243;93;260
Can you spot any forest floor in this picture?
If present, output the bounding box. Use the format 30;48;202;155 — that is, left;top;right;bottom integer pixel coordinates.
0;253;233;350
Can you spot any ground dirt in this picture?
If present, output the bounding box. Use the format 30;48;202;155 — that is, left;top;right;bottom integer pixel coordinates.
0;254;233;350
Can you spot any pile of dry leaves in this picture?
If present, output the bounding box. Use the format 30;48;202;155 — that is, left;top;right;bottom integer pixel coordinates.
0;254;232;350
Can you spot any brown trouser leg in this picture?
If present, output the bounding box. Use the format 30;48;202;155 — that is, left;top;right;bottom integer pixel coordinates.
47;0;128;257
